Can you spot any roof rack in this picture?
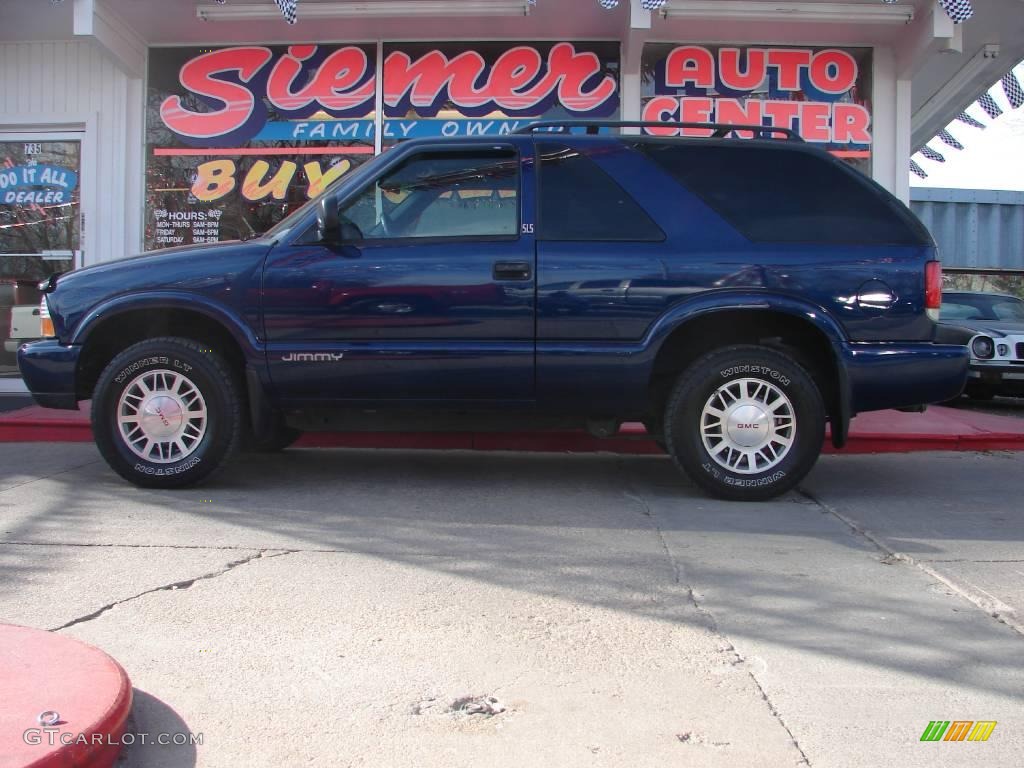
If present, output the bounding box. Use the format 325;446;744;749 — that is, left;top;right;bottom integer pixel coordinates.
514;120;802;141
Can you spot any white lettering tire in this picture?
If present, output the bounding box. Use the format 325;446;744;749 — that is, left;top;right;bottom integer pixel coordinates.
91;337;241;488
664;345;825;501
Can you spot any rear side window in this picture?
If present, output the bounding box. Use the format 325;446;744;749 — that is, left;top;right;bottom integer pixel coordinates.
537;143;664;242
632;142;928;245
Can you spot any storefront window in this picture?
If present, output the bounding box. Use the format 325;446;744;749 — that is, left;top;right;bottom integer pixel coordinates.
641;44;873;175
0;137;79;369
145;41;619;251
145;45;377;249
0;138;79;268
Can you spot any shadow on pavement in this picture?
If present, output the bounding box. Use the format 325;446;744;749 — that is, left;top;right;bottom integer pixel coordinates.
1;447;1022;701
120;689;198;768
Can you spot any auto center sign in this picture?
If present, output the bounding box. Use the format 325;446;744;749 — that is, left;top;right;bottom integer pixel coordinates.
641;44;872;158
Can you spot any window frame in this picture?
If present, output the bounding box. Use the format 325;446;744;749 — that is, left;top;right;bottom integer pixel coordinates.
333;145;523;247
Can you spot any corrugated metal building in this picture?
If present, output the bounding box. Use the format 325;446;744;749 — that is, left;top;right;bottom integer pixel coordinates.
911;188;1024;270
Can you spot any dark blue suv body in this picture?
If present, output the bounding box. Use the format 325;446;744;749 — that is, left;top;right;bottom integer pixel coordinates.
18;124;969;500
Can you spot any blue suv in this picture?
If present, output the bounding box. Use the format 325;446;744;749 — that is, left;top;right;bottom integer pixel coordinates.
18;122;968;500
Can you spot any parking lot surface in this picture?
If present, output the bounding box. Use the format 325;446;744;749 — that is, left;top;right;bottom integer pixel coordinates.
1;444;1022;767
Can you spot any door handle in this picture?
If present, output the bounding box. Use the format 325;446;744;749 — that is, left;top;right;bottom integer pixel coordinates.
493;261;532;281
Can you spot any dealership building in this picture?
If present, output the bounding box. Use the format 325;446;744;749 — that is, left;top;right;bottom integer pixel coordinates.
1;0;1023;322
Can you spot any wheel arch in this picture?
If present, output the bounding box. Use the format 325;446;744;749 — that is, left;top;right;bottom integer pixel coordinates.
72;293;260;402
645;295;848;445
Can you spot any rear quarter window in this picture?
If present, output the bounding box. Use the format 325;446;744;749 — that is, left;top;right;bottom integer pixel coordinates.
536;143;665;242
632;142;930;246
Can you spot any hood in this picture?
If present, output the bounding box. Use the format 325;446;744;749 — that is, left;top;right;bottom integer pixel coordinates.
52;238;266;289
45;238;275;342
939;318;1024;338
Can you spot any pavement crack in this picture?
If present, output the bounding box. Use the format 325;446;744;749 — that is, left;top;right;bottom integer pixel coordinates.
619;462;810;765
797;487;1024;638
624;490;682;585
0;459;103;494
49;549;294;632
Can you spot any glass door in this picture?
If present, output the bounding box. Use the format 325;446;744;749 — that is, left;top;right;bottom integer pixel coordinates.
0;132;81;372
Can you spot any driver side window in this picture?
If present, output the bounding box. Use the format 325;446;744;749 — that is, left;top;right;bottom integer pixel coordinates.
338;149;519;241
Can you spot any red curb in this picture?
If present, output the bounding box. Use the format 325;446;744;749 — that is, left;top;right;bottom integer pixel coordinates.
1;403;1023;455
0;624;132;768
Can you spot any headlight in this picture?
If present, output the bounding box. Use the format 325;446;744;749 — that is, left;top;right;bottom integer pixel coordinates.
39;296;55;338
971;335;994;359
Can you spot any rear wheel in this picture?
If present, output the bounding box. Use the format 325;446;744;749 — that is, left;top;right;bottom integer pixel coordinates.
91;337;241;488
664;345;825;501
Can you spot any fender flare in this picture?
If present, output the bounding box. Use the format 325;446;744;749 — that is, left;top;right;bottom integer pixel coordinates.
70;291;263;356
643;291;851;448
643;290;849;349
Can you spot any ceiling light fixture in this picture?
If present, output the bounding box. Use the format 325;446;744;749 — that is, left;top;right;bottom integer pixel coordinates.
196;0;533;21
661;1;914;24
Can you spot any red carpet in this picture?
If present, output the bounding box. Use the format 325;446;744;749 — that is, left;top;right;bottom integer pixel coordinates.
1;401;1022;454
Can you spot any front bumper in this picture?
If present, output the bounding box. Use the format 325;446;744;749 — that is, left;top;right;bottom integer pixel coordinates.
17;339;82;410
967;361;1024;396
841;341;969;414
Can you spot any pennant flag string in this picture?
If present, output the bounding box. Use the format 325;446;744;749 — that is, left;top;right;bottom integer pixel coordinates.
938;0;974;24
955;111;986;129
274;0;298;24
909;160;928;179
1002;71;1024;109
919;146;946;163
978;92;1003;119
936;129;964;150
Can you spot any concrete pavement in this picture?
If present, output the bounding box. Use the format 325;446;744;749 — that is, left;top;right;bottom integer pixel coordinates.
0;445;1021;767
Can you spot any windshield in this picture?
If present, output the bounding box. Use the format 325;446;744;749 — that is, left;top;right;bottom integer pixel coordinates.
262;151;390;241
943;293;1024;322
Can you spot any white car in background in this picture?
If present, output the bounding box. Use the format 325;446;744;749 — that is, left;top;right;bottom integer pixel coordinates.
939;291;1024;400
5;304;41;353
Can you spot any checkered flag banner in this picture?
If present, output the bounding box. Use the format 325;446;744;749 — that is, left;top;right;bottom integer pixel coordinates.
211;0;295;24
599;0;620;8
1002;71;1024;109
938;0;974;24
274;0;298;23
919;146;945;163
955;111;986;129
641;0;667;8
979;92;1003;119
937;129;964;150
909;160;928;179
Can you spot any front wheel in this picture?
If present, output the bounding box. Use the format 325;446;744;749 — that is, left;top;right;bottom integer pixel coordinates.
664;345;825;501
91;337;242;488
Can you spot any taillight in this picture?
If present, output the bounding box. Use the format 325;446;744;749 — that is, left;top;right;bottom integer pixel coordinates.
39;296;55;338
925;260;942;321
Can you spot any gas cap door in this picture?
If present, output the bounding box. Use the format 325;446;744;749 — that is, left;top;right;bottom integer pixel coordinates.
855;279;896;312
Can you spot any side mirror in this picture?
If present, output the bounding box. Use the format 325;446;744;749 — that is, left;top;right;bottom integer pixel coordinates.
316;196;341;243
